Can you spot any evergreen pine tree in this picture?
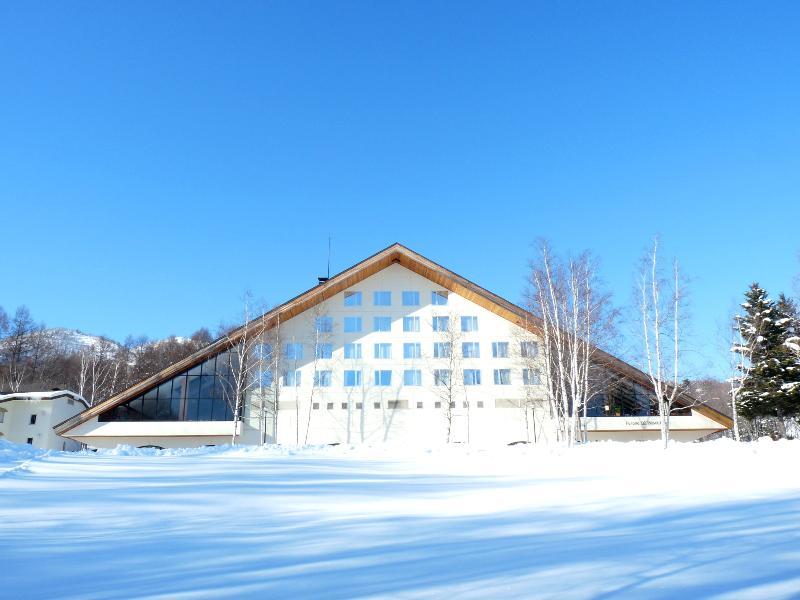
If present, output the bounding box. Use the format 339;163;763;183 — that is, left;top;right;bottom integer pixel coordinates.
735;284;800;431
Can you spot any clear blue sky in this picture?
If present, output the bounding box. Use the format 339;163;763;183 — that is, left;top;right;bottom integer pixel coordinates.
2;2;799;377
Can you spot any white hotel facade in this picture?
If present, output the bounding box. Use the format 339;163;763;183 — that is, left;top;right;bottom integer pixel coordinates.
56;244;730;448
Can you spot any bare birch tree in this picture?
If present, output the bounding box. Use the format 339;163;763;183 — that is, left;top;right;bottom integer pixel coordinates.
427;312;463;443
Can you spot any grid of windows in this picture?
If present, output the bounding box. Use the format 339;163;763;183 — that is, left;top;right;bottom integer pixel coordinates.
403;343;421;359
462;342;480;358
432;316;449;332
315;343;333;359
432;290;449;305
523;368;542;385
374;316;391;332
344;316;362;332
314;370;333;387
433;342;451;358
343;370;362;387
374;343;392;359
344;291;362;306
374;370;392;386
464;369;481;385
344;343;362;359
461;316;478;332
492;342;509;358
374;291;392;306
404;370;422;386
403;316;420;332
402;291;420;306
493;369;511;385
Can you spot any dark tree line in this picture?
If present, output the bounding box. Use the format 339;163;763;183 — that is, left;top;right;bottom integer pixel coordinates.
0;304;214;405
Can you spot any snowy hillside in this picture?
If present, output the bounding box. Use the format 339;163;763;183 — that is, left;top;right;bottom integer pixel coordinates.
1;440;799;599
44;327;120;353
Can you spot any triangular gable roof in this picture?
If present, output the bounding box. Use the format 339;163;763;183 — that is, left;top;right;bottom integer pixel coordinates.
55;242;732;435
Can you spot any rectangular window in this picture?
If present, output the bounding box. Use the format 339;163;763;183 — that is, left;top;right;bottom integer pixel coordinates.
344;291;362;306
464;369;482;385
344;343;362;359
492;342;509;358
259;370;274;387
315;316;334;333
432;290;449;305
403;316;420;332
315;343;333;359
521;341;539;358
373;291;392;306
284;370;301;387
29;414;37;425
523;368;542;385
403;343;421;359
285;343;303;361
374;370;392;386
461;316;478;332
433;369;451;386
402;290;420;306
314;370;332;387
373;316;391;332
343;316;362;332
494;369;511;385
404;370;422;386
254;343;273;361
344;370;362;387
432;316;449;332
26;438;33;445
462;342;480;358
374;343;392;359
433;342;451;358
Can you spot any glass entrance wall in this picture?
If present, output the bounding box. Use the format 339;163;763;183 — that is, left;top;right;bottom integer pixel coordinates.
98;351;240;422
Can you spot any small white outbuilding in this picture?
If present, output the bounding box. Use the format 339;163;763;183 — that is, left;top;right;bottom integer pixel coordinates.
0;390;88;451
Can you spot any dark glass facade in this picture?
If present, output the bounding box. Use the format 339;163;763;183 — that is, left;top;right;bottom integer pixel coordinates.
99;351;240;422
586;374;692;417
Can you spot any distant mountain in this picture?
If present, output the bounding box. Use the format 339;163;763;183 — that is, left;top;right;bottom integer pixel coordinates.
44;328;121;354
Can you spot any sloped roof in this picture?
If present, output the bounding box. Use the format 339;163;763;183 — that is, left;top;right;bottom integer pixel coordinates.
55;243;732;435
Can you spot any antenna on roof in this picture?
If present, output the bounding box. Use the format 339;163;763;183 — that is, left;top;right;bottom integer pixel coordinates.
317;236;332;285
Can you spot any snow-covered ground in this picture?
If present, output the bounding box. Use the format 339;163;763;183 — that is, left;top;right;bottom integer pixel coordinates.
1;440;799;599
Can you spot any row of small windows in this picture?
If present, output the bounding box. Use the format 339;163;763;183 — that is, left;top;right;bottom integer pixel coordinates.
316;315;479;334
279;368;542;388
309;400;487;410
286;340;539;361
343;290;449;307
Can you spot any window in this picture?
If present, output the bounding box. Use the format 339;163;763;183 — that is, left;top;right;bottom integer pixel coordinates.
433;342;451;358
374;343;392;359
27;438;33;445
374;402;381;409
477;400;484;408
315;316;333;333
344;370;362;387
374;291;391;306
523;368;542;385
344;291;362;306
402;290;420;306
432;316;449;332
373;316;391;332
344;316;362;332
461;316;478;332
492;342;509;358
254;343;273;361
314;370;332;387
494;369;511;385
315;343;333;359
356;402;363;409
29;414;37;425
435;401;442;408
432;290;449;305
341;403;348;410
462;342;480;358
284;370;301;387
521;341;539;358
433;369;451;386
327;403;334;410
416;401;424;409
464;369;481;385
344;343;362;359
403;316;420;332
312;402;320;410
285;343;303;361
403;343;421;359
67;398;74;405
374;370;392;386
259;370;274;387
404;370;421;386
